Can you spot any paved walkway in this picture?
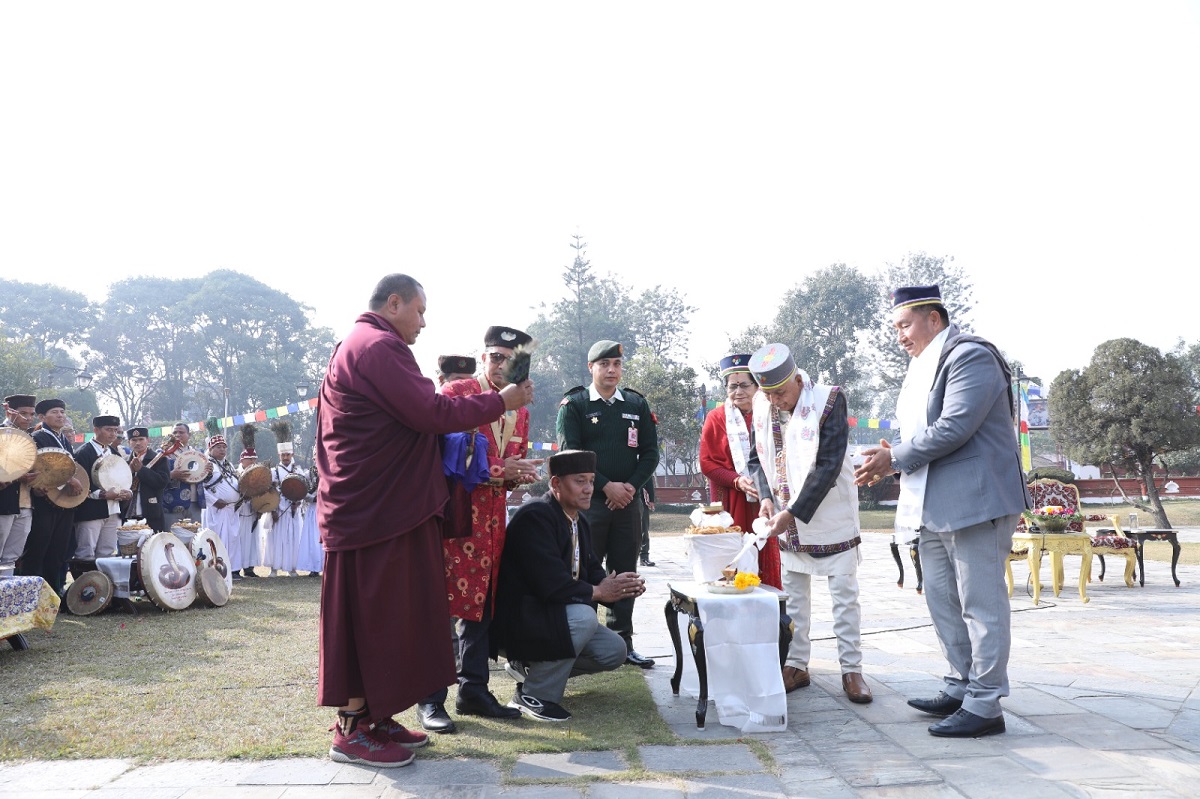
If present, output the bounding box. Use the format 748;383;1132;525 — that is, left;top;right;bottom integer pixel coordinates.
4;527;1200;797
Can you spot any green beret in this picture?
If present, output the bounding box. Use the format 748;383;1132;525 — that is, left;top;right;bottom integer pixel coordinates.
587;340;623;362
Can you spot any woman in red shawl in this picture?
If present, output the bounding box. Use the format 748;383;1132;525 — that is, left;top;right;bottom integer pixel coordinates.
699;353;781;588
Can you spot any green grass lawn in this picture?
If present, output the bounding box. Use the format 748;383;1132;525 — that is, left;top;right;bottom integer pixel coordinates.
0;575;680;768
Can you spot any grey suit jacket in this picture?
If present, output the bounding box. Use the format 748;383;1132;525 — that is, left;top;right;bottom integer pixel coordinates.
891;325;1031;533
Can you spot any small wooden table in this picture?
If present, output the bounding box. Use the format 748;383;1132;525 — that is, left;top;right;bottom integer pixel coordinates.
665;582;792;729
1127;529;1182;587
1011;531;1092;605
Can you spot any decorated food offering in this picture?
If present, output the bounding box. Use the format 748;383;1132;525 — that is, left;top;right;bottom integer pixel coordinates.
1023;504;1081;533
116;522;152;555
706;569;761;594
686;503;742;535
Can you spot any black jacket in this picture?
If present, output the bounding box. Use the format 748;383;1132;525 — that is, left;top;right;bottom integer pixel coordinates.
122;449;170;531
490;493;608;662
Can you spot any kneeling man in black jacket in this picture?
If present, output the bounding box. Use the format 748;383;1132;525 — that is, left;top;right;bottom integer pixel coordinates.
490;449;645;722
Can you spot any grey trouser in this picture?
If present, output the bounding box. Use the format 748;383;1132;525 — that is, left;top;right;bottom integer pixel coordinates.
0;509;33;567
523;603;628;703
919;514;1019;719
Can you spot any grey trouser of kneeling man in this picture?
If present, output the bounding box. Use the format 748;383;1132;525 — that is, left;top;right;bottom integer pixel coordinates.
920;513;1019;719
522;603;628;703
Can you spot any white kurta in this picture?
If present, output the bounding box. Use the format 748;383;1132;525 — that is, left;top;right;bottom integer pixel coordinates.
264;463;305;572
202;461;243;572
296;493;323;573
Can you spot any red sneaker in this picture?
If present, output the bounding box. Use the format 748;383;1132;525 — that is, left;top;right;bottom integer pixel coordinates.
329;724;414;767
373;716;430;749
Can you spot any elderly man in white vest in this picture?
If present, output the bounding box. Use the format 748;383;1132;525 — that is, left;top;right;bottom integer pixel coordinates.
746;343;871;704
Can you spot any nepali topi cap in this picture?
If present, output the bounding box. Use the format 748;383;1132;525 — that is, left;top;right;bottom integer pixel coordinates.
126;427;149;439
484;326;532;349
587;340;622;362
92;415;121;428
719;354;753;380
549;449;597;477
748;344;797;391
438;354;476;376
36;399;66;414
891;284;942;311
5;394;36;409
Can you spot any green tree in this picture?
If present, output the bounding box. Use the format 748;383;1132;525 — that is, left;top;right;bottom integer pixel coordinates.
525;235;695;443
0;280;91;359
1049;338;1200;526
0;331;53;396
860;252;977;415
622;350;703;479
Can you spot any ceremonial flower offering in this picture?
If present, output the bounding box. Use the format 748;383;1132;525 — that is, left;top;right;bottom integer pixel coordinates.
733;572;761;590
1023;504;1081;533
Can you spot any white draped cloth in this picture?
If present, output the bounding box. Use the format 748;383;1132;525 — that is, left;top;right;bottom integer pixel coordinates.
674;580;787;733
893;327;949;544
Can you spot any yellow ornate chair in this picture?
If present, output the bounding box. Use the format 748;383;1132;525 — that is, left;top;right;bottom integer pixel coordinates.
1015;478;1137;587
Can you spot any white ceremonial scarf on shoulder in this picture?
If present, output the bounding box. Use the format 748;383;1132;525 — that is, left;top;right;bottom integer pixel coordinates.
723;399;752;477
752;370;830;500
894;327;950;537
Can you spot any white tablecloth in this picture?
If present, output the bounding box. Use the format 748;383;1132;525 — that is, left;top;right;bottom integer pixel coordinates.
672;580;787;732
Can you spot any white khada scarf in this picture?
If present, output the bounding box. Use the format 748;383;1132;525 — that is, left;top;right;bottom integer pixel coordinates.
893;327;950;540
752;370;832;547
724;399;753;479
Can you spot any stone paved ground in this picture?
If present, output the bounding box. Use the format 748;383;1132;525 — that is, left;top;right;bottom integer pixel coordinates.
4;527;1200;797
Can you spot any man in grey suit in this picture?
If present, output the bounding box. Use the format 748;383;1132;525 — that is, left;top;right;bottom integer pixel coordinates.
856;285;1030;738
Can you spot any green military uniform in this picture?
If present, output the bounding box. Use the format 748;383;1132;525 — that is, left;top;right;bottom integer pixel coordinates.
555;341;659;661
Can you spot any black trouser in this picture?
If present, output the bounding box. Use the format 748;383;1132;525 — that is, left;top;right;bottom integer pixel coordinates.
639;502;651;559
423;599;494;705
17;497;74;596
584;491;643;649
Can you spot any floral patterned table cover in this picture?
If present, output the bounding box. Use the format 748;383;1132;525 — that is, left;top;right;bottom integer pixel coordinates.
0;576;60;640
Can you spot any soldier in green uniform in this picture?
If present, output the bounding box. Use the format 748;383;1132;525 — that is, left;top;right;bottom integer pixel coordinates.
555;340;659;668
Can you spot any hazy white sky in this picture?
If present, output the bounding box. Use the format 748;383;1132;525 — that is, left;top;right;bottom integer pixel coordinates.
3;2;1197;395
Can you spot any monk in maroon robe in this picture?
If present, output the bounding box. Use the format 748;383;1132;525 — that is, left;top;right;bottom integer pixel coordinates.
317;274;534;767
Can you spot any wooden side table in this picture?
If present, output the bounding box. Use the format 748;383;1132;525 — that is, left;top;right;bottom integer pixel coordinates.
1128;529;1182;587
665;583;792;729
1011;531;1092;605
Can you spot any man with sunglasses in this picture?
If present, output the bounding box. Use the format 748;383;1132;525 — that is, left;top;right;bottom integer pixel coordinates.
418;326;542;733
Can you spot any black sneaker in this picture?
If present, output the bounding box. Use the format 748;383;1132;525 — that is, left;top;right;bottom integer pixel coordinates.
508;685;571;722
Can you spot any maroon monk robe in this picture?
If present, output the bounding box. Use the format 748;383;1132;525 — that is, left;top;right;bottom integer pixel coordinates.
316;311;508;719
699;404;782;589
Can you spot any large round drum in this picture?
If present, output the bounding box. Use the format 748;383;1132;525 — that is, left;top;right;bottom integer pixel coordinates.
65;570;114;616
251;487;280;514
29;447;76;491
0;427;37;483
47;462;89;509
138;532;197;611
190;527;233;595
174;449;209;482
237;463;272;497
92;453;133;492
280;473;308;502
193;567;231;608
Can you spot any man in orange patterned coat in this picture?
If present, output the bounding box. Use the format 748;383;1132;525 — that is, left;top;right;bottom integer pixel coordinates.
417;326;544;733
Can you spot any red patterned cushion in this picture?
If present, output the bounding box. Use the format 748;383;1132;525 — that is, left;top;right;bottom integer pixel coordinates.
1091;534;1136;550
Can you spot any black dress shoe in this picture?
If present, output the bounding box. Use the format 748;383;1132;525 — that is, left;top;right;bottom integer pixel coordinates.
639;557;655;567
906;692;963;717
928;708;1005;738
417;701;457;734
456;690;520;719
625;650;655;669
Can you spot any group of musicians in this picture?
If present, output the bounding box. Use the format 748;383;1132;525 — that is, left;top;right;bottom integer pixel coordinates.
0;392;322;602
